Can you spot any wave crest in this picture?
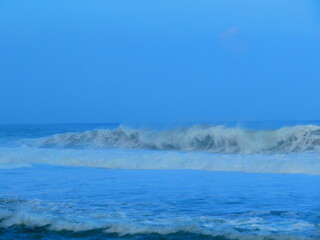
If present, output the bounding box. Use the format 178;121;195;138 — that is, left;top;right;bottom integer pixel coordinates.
34;125;320;154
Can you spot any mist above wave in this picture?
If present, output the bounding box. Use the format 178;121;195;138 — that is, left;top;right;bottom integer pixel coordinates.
34;124;320;154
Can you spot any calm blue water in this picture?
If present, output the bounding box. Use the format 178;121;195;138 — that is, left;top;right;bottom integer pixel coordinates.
1;122;320;239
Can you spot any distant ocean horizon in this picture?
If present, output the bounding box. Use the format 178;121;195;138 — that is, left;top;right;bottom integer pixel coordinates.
1;121;320;239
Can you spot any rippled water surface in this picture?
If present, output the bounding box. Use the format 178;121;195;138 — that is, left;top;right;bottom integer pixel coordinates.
1;165;320;239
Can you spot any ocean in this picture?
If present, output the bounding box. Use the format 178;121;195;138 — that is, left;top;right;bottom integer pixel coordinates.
1;122;320;239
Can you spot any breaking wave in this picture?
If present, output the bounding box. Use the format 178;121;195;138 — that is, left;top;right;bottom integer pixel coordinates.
34;124;320;154
1;124;320;174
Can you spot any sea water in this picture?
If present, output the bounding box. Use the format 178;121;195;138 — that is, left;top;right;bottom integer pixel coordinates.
1;122;320;239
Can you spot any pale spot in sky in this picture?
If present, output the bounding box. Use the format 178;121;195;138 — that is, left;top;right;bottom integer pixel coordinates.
219;27;246;52
219;27;240;41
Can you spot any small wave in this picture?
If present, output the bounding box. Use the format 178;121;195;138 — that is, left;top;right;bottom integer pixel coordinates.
33;125;320;154
0;198;316;240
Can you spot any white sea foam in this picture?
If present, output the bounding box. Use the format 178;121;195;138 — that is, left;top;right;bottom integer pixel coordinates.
33;125;320;154
0;147;320;174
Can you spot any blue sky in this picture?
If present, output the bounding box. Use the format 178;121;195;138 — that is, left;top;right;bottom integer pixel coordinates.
0;0;319;123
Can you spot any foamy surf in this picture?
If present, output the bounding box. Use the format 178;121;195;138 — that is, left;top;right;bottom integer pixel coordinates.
1;147;320;174
0;201;316;240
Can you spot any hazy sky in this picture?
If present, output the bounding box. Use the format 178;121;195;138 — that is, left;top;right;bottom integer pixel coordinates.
0;0;319;124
